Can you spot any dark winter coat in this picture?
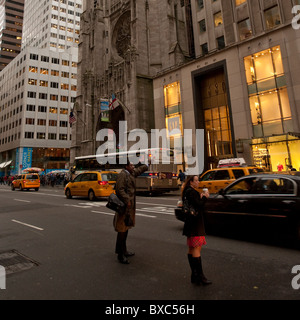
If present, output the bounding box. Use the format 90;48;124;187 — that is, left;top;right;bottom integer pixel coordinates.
114;164;148;232
182;187;207;237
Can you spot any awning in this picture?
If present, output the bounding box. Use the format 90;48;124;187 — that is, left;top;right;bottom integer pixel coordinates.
0;160;12;169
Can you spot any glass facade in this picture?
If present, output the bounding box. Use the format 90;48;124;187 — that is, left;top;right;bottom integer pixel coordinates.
244;46;293;138
244;46;300;171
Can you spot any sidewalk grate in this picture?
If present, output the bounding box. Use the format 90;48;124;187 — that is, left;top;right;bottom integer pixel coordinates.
0;250;39;275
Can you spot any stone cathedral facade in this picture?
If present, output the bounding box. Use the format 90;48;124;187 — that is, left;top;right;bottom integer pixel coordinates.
71;0;194;161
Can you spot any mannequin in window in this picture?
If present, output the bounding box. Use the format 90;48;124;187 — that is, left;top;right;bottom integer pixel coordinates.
277;163;284;172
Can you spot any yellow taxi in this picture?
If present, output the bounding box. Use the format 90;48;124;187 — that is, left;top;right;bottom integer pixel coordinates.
11;173;40;191
64;171;118;200
197;158;264;194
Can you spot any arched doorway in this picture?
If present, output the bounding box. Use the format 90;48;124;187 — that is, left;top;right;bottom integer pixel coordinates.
96;105;125;151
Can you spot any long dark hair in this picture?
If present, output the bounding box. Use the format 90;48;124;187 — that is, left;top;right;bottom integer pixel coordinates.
181;175;197;199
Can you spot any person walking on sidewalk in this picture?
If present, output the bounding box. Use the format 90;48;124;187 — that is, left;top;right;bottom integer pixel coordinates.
182;175;212;285
114;161;148;264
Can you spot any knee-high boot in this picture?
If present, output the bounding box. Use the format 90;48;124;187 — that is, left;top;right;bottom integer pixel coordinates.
187;254;197;284
193;256;212;285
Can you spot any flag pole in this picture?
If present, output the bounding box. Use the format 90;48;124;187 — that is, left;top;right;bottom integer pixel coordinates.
116;98;131;114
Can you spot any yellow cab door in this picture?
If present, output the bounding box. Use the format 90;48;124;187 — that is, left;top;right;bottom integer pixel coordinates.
70;173;83;196
79;173;90;196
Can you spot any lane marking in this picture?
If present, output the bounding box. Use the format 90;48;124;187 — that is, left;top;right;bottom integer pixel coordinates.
14;199;31;203
12;219;44;231
91;210;157;219
91;210;115;216
137;207;174;215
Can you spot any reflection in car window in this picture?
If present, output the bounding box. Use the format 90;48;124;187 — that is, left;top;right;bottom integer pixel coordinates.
101;173;118;181
214;170;230;180
226;177;257;195
89;173;98;181
254;178;295;195
200;171;216;181
232;169;245;179
73;174;83;182
26;175;39;180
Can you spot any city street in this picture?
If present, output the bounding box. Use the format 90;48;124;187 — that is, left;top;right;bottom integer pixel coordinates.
0;184;299;300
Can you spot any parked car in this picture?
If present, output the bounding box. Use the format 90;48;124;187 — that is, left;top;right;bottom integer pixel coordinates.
11;174;40;191
196;166;264;194
64;171;118;200
203;173;300;242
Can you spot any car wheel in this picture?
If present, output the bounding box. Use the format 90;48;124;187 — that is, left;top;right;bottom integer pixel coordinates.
88;189;95;201
35;188;39;191
11;184;15;191
66;188;72;199
20;185;23;191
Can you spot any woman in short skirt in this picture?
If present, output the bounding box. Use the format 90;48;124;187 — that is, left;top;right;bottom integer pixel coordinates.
182;175;212;285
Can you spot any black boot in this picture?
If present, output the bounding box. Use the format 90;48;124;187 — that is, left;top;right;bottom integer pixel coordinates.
188;254;197;284
193;257;212;285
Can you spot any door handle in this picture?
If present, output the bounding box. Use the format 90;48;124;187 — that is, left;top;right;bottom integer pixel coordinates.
282;200;296;205
238;200;248;204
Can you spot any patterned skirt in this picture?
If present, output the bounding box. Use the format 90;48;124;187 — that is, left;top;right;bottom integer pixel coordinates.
187;236;207;248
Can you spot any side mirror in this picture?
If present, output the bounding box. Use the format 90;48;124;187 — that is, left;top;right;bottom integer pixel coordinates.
218;189;225;196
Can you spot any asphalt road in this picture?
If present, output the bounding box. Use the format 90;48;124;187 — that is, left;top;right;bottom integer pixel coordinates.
0;184;299;300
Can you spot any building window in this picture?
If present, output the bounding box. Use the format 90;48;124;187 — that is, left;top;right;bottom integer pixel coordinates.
264;6;281;30
164;81;183;140
199;19;206;33
244;46;293;138
216;36;225;50
238;19;252;40
235;0;247;6
214;12;223;27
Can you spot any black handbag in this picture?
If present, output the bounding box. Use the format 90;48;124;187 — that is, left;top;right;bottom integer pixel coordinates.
182;188;197;217
106;193;126;212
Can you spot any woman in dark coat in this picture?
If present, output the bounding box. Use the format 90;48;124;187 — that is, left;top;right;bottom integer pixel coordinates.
114;161;148;264
182;175;212;285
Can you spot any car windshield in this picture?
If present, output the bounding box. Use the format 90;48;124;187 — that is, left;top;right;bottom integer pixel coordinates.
101;173;118;182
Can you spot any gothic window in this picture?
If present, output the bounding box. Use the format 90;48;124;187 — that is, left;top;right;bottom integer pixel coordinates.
113;12;131;59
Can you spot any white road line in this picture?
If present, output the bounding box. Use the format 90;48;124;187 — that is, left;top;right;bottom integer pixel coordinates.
136;201;176;208
91;210;115;216
137;208;174;215
136;213;157;218
36;192;65;197
91;210;157;219
11;219;44;231
14;199;31;203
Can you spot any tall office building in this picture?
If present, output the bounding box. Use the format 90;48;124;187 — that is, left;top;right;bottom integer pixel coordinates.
0;0;82;175
153;0;300;172
0;0;24;71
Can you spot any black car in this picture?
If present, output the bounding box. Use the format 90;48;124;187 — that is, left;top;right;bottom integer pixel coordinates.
204;173;300;242
175;174;300;243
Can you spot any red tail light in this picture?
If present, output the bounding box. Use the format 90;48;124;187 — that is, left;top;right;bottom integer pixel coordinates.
98;181;108;185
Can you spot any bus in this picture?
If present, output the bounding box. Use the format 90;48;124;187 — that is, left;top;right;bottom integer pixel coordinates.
72;148;180;195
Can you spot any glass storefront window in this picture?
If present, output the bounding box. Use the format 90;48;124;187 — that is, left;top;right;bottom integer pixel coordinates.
244;46;293;138
164;81;183;137
252;137;300;172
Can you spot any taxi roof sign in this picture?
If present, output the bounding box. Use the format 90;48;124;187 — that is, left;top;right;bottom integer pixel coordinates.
218;158;246;168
